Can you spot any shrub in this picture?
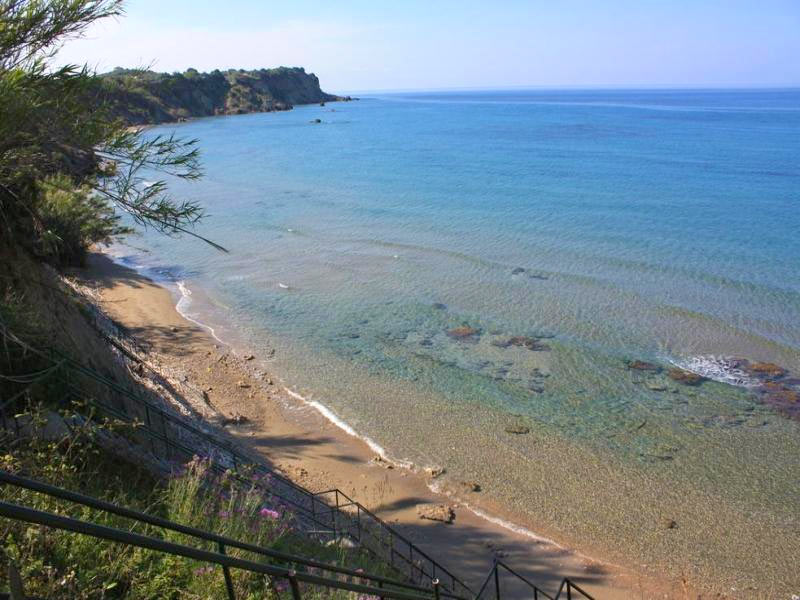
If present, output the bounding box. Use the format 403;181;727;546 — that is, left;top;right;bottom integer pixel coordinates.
35;175;132;266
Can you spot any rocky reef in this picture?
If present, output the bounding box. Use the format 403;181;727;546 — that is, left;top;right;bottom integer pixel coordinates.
98;67;346;125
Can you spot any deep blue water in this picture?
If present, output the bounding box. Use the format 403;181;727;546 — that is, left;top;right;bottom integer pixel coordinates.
115;89;800;585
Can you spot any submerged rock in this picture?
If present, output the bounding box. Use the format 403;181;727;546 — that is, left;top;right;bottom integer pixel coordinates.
493;335;549;351
491;338;512;348
432;303;447;310
511;267;526;275
416;504;455;524
627;360;661;372
760;387;800;421
661;518;678;530
459;481;481;492
667;368;704;386
504;424;531;434
748;362;787;379
645;381;668;392
447;326;480;340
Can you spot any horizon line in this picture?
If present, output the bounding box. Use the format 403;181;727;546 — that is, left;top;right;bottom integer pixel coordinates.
334;83;800;96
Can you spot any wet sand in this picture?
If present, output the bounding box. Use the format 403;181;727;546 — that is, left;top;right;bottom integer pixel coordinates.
79;251;695;599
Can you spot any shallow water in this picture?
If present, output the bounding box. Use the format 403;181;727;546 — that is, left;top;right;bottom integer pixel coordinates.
115;89;800;593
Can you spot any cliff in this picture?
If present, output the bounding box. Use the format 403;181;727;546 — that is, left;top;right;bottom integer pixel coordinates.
98;66;346;125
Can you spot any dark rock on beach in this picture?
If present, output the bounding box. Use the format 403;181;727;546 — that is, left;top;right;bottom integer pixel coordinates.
417;504;455;524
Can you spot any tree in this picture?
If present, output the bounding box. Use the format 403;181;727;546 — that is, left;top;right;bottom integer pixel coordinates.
0;0;226;266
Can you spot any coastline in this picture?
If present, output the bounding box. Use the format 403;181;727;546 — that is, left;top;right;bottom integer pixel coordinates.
78;250;677;599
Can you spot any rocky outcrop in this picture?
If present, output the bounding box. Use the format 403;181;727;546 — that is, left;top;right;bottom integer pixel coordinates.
98;67;342;126
416;504;455;524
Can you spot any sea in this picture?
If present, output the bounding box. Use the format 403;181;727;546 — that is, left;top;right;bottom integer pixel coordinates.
112;88;800;593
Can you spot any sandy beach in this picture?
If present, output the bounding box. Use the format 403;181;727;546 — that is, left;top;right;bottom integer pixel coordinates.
73;251;692;600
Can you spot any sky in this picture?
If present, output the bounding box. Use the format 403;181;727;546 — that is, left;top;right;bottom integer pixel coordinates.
56;0;800;93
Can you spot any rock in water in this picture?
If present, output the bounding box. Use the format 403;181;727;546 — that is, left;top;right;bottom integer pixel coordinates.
447;326;480;340
627;360;661;372
459;481;481;492
661;518;678;529
504;424;531;434
667;368;704;386
416;504;455;524
748;362;787;379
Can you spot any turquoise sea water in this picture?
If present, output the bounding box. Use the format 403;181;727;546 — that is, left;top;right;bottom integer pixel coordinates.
117;89;800;591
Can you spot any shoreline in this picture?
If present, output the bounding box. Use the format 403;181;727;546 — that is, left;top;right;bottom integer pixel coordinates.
78;250;679;599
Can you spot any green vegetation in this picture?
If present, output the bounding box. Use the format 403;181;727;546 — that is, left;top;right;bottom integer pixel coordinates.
0;415;391;599
98;66;341;125
0;0;223;269
0;3;380;598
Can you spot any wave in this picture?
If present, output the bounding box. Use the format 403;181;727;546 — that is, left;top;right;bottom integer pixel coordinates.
174;280;226;345
283;389;409;464
668;355;762;388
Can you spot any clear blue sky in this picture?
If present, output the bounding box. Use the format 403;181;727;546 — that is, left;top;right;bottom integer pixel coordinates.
58;0;800;92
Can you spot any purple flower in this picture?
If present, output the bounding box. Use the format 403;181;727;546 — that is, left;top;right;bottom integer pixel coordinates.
218;510;230;518
274;580;289;593
260;507;280;519
193;566;214;576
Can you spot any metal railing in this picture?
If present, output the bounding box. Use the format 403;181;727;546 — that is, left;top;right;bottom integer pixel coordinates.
475;561;594;600
0;470;461;600
2;334;597;600
0;473;595;600
0;335;472;595
0;501;445;600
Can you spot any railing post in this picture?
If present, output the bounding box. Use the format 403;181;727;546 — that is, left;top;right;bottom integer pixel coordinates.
8;560;26;600
432;578;441;600
494;562;501;600
218;542;236;600
567;582;572;600
287;570;302;600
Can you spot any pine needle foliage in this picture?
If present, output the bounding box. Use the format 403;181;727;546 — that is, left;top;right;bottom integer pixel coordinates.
0;0;226;266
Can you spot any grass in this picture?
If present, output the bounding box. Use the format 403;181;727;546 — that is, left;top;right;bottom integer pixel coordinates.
0;410;397;599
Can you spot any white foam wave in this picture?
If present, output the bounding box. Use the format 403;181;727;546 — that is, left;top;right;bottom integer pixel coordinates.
278;283;289;289
175;280;226;345
668;355;760;388
284;389;395;459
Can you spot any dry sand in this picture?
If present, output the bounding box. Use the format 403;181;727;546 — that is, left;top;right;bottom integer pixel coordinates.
79;252;696;600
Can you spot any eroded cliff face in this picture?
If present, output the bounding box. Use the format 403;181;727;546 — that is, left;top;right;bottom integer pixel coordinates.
99;67;344;125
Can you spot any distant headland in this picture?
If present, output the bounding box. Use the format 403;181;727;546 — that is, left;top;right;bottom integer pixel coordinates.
98;66;350;125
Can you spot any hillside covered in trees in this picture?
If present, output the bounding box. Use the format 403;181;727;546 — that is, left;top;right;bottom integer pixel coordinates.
99;66;346;125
